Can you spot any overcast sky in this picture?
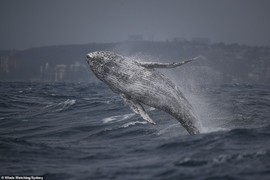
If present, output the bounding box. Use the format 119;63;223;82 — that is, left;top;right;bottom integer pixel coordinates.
1;0;270;50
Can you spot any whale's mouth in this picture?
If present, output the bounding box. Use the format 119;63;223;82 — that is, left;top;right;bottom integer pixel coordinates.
86;53;99;65
86;60;94;67
86;54;94;66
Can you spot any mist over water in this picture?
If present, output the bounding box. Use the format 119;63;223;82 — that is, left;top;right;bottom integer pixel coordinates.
172;65;231;133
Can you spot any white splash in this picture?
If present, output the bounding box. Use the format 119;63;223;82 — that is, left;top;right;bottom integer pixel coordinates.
102;113;135;123
55;99;76;112
121;121;147;128
45;99;76;112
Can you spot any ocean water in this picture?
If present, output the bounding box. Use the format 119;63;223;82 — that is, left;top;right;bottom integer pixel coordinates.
0;82;270;180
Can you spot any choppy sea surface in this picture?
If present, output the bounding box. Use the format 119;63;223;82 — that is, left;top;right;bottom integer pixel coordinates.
0;82;270;180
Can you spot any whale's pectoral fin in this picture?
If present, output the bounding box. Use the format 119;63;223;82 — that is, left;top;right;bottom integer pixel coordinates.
138;56;201;69
120;94;156;124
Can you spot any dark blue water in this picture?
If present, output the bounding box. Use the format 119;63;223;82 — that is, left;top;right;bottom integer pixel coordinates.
0;82;270;180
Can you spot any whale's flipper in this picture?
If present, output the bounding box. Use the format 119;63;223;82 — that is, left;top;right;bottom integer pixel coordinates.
138;59;193;69
121;94;156;124
138;56;201;69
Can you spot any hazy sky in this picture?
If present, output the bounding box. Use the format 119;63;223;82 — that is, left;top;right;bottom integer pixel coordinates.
1;0;270;50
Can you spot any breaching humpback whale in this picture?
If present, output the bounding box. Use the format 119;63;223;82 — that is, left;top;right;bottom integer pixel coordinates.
86;51;201;134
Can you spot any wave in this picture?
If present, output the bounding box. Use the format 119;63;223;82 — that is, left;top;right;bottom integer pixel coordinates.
175;150;268;167
121;121;147;128
102;113;135;123
1;82;270;180
45;99;76;112
201;126;229;133
100;105;156;124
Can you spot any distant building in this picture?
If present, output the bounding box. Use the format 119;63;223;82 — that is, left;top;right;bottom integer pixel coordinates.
69;62;85;72
40;62;54;81
55;64;67;81
128;34;143;41
0;56;9;73
191;37;211;44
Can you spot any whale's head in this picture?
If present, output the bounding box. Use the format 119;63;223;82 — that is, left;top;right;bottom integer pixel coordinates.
86;51;123;80
86;51;111;67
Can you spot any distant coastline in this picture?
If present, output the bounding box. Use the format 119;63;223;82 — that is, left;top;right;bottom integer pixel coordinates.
1;41;270;84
